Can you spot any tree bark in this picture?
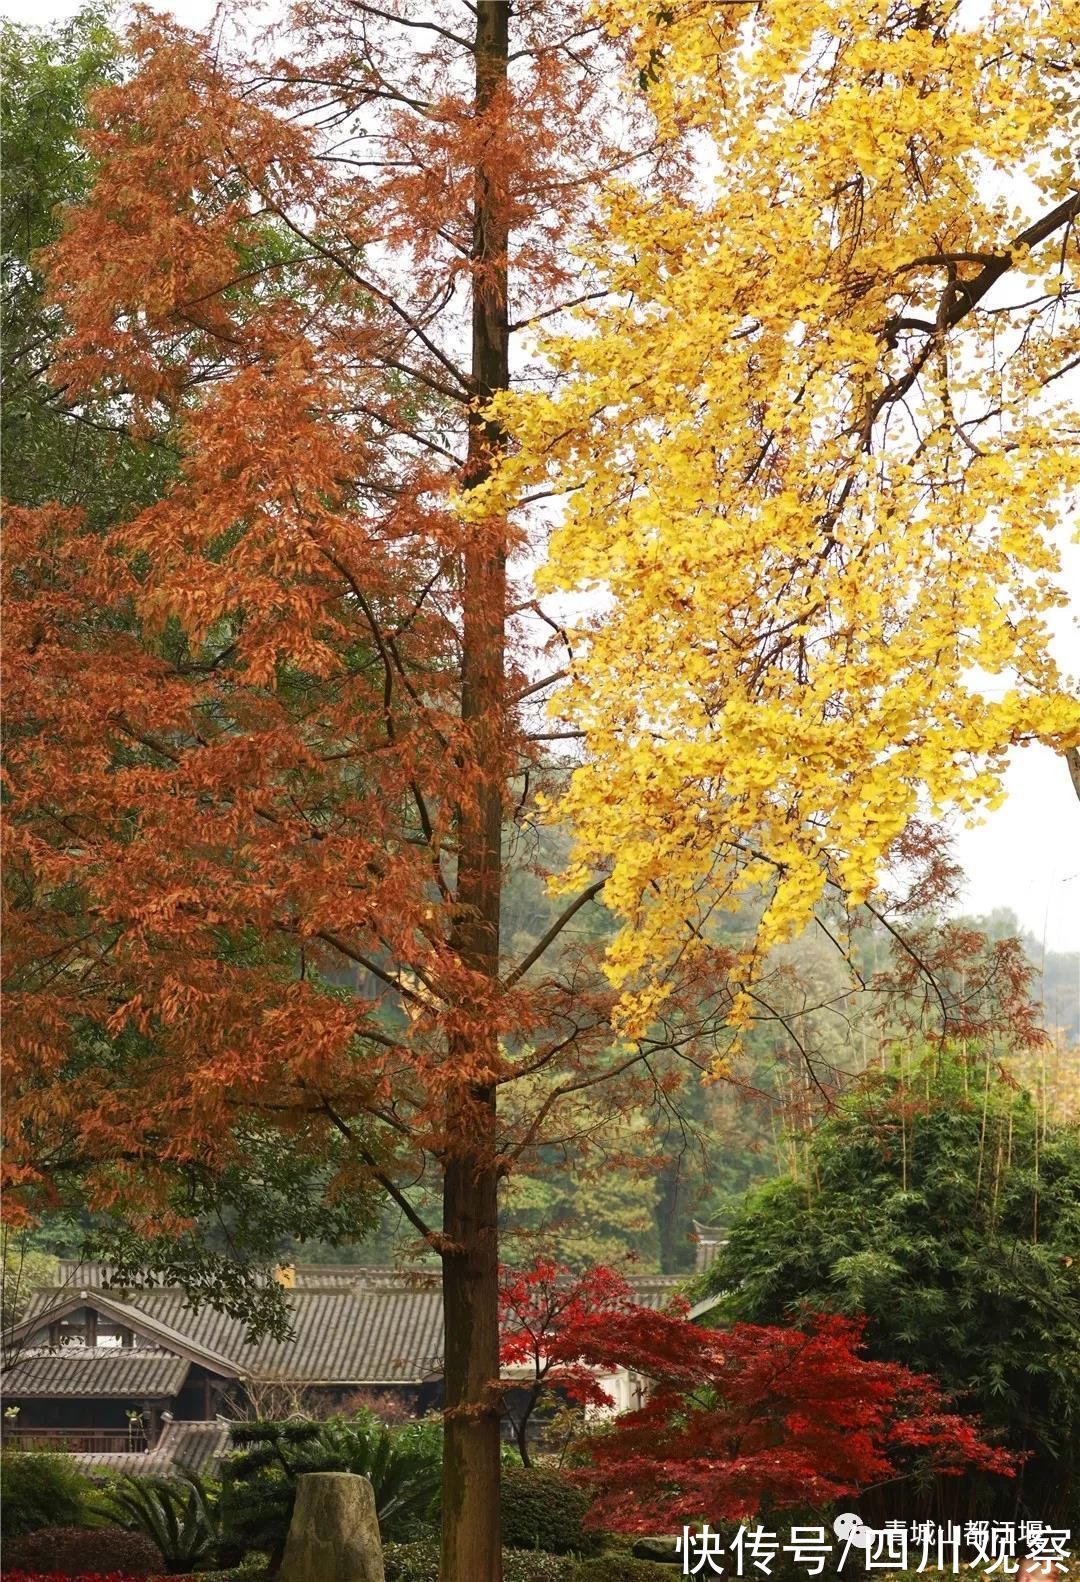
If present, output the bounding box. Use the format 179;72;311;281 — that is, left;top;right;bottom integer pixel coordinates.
442;1125;502;1582
440;4;510;1581
1066;746;1080;805
655;1158;681;1275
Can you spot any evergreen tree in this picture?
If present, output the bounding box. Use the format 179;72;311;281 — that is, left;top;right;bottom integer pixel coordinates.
702;1046;1080;1520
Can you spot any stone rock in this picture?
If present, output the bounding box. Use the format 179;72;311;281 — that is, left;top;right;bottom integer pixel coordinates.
631;1534;682;1565
279;1471;385;1582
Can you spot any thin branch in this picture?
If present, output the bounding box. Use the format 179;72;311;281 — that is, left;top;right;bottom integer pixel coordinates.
744;989;834;1110
508;288;610;333
514;668;569;702
860;900;951;1030
318;1095;439;1246
346;0;472;48
283;213;471;390
815;915;866;990
503;879;606;988
504;1046;650;1163
314;929;432;1010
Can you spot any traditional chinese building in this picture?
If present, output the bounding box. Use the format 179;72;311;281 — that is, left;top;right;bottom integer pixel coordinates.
1;1262;683;1470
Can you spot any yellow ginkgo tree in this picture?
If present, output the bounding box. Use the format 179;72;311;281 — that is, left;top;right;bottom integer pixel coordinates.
486;0;1080;1029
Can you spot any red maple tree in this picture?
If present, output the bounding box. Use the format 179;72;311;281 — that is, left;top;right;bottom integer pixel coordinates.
499;1259;1016;1528
499;1259;664;1463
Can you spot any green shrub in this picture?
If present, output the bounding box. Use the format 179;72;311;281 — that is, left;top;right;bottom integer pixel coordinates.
319;1418;441;1537
392;1414;444;1465
1;1521;163;1575
382;1539;440;1582
504;1552;577;1582
0;1451;93;1536
501;1466;600;1557
187;1567;270;1582
383;1540;574;1582
570;1560;677;1582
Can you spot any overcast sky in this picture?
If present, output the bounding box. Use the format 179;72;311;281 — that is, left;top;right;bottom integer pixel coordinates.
6;0;1078;953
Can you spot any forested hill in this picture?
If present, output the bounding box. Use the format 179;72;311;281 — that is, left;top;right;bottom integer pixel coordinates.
969;907;1079;1044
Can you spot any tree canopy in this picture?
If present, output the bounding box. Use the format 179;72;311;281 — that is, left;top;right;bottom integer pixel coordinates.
0;8;175;517
701;1046;1080;1520
488;0;1080;1030
2;1;1078;1576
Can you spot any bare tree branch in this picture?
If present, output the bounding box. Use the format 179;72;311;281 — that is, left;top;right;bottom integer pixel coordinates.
318;1095;440;1246
514;668;569;702
503;879;606;988
346;0;472;49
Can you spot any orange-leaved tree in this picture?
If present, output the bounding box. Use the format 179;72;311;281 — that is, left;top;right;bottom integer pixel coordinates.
1;6;701;1579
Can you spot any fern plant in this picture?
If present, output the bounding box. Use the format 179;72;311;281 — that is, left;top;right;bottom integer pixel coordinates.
97;1471;221;1573
321;1419;441;1534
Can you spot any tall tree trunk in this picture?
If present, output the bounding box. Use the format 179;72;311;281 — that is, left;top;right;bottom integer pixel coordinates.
441;5;510;1581
442;1121;502;1582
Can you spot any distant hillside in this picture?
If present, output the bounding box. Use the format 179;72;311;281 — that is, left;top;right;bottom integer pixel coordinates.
966;908;1079;1044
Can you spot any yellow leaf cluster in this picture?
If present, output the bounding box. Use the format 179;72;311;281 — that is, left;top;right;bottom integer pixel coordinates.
481;0;1080;1021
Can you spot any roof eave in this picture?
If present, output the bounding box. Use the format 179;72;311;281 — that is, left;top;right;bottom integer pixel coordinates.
5;1292;244;1378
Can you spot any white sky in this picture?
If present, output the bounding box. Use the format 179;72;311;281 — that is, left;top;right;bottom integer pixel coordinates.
5;0;1078;953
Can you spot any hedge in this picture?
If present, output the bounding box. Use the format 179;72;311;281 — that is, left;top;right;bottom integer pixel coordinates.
569;1560;677;1582
0;1526;164;1577
384;1540;579;1581
501;1466;601;1557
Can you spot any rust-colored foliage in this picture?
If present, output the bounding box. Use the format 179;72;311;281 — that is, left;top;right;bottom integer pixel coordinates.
1;6;668;1203
0;8;683;1579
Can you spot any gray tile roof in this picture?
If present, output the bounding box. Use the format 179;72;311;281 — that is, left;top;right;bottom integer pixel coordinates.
1;1348;189;1399
71;1419;233;1478
10;1290;247;1377
71;1449;172;1477
628;1275;688;1310
14;1269;685;1389
158;1418;234;1473
126;1287;446;1384
12;1286;444;1385
56;1261;432;1292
